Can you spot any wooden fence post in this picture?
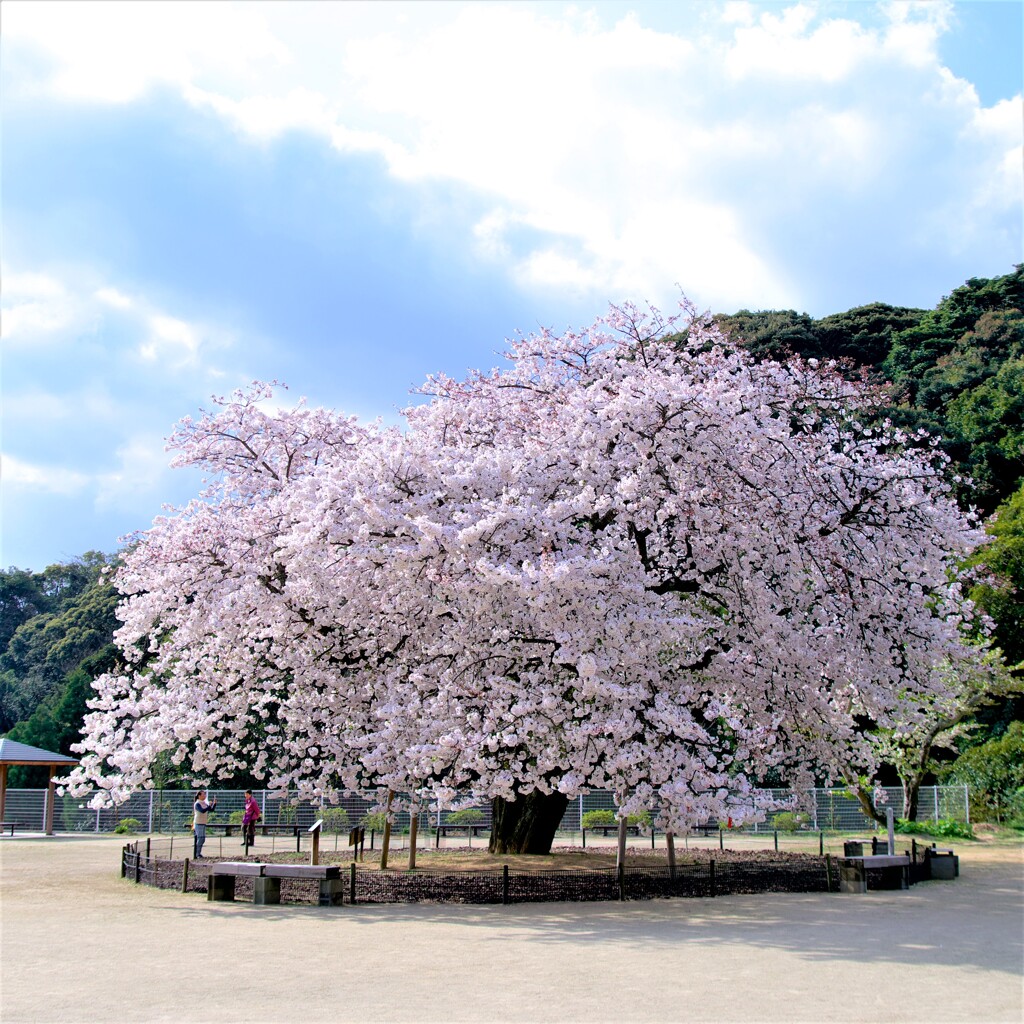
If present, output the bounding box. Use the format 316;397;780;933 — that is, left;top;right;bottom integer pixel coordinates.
408;810;418;870
379;791;395;870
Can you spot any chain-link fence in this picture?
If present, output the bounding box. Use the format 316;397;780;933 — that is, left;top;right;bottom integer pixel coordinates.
2;784;968;835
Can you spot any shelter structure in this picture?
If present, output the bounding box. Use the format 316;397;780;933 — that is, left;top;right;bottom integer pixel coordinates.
0;738;79;834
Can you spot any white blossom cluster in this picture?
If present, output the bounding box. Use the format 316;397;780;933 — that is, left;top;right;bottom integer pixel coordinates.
68;302;983;830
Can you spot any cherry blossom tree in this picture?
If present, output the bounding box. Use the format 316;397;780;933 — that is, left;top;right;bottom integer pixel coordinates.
68;302;984;854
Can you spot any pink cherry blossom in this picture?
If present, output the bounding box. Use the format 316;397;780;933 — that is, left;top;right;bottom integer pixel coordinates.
68;300;984;831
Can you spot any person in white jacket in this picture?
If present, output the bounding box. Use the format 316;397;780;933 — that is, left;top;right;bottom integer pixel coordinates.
193;789;217;858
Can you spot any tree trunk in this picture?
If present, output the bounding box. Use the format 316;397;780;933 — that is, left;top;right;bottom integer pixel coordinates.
489;791;569;855
902;776;921;822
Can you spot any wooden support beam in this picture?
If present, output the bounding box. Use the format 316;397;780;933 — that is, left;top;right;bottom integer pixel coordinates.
379;790;394;870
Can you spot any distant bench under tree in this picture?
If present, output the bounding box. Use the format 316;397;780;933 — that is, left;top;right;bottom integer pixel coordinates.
207;862;344;906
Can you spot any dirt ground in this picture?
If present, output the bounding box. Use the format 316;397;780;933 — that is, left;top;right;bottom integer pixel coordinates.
1;833;1021;1024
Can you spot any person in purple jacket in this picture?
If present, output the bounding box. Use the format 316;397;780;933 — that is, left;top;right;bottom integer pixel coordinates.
242;790;261;848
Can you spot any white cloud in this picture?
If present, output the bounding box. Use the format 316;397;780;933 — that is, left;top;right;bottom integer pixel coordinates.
1;439;179;515
881;0;952;68
4;0;288;103
95;435;175;511
724;4;875;82
2;453;90;495
2;262;231;372
141;314;201;365
2;264;249;551
1;269;82;342
4;1;1020;314
95;287;133;310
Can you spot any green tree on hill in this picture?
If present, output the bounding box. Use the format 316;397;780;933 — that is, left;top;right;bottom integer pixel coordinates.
0;554;118;737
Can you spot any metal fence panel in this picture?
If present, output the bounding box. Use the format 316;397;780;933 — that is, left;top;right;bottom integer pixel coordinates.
2;784;968;833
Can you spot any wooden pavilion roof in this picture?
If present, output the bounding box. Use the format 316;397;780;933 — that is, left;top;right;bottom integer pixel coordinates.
0;738;79;767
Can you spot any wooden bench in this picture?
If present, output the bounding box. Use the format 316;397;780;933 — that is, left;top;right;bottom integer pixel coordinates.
924;846;959;880
838;854;911;894
581;824;641;848
207;861;265;902
583;824;640;837
206;822;303;837
262;864;344;906
434;823;490;846
1;822;16;836
205;822;303;851
207;861;344;906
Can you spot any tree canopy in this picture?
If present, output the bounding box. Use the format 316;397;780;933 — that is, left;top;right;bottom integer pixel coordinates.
68;303;982;849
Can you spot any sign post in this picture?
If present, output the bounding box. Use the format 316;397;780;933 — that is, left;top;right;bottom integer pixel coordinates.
309;819;323;866
347;826;365;861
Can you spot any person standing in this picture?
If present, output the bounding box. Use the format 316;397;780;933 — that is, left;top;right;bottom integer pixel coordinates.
242;790;261;848
193;789;217;858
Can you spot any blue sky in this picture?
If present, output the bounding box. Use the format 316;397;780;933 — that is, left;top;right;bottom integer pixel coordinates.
2;0;1021;571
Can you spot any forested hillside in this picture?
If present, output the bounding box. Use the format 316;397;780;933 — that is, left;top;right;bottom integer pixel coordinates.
716;265;1023;516
2;266;1021;809
0;553;119;785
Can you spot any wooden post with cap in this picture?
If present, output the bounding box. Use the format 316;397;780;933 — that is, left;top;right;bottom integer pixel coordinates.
380;791;395;870
309;819;323;866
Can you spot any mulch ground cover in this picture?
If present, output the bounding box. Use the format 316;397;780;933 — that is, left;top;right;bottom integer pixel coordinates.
146;845;837;904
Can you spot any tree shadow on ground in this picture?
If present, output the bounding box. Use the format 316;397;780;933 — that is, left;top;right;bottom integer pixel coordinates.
172;860;1022;976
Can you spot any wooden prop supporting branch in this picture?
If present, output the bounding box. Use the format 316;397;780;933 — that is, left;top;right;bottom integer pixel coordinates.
616;815;628;872
309;819;323;866
379;790;395;870
408;808;418;870
666;832;677;881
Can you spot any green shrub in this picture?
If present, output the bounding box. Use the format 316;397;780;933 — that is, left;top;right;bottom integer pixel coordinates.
360;811;388;833
771;811;809;832
445;808;485;825
944;722;1024;824
320;807;351;833
894;817;975;839
228;810;245;825
62;794;84;832
274;802;297;824
581;809;652;829
113;818;143;835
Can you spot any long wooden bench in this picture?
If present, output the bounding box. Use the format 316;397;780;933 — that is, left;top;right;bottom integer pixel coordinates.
838;854;911;893
434;823;490;846
207;861;344;906
1;822;17;836
262;864;344;906
206;822;303;847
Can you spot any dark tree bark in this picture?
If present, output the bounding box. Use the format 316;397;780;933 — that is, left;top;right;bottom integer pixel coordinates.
489;790;569;854
902;778;921;822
